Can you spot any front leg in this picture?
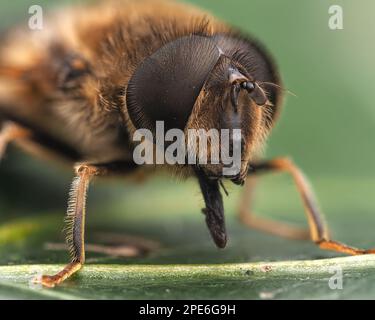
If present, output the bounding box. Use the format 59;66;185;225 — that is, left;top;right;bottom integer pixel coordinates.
34;161;138;288
34;164;102;287
239;174;310;240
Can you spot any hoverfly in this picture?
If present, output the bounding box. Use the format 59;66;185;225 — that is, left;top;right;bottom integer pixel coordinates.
0;0;372;287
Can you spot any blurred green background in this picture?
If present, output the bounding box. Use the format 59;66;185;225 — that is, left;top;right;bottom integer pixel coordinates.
1;0;375;299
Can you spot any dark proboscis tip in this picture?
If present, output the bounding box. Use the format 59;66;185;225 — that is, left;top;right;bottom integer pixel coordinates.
202;208;227;248
195;167;228;249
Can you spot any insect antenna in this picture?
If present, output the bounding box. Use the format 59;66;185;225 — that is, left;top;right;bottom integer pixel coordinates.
259;81;297;98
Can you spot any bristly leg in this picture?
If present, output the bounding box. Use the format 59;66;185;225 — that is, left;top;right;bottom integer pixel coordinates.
34;165;101;288
33;160;138;287
64;166;95;263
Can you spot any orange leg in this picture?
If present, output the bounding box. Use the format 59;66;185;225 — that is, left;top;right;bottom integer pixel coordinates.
33;161;139;288
239;175;310;240
239;157;375;255
34;165;102;287
0;122;30;160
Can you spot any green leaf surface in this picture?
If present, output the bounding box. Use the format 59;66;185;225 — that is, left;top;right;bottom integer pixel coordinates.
1;256;375;300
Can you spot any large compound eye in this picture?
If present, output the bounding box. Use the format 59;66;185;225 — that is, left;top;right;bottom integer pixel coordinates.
126;35;221;135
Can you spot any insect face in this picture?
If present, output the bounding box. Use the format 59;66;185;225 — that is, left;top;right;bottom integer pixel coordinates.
186;54;271;184
126;35;272;184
